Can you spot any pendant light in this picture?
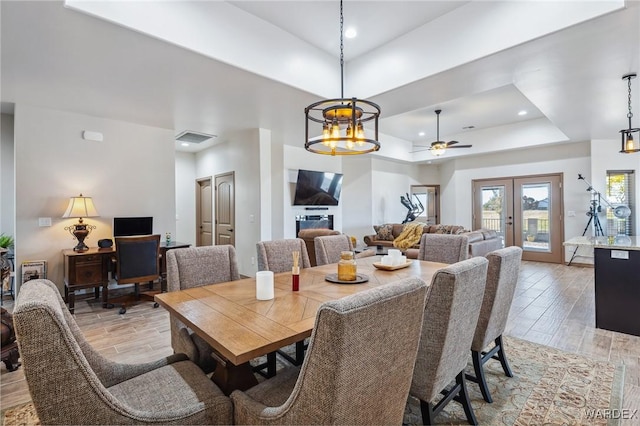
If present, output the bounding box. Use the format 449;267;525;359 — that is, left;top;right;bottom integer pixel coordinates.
304;0;381;156
619;73;639;153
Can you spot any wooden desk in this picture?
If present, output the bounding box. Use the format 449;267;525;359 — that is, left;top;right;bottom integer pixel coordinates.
63;241;189;314
155;256;446;394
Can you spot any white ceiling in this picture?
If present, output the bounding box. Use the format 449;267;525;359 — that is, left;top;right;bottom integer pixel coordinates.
2;1;640;163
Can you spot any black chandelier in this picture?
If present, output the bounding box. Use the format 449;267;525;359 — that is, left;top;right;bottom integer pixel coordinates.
304;0;381;156
619;73;639;154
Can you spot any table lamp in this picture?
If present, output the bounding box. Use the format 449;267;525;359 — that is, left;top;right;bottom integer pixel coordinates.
62;194;99;252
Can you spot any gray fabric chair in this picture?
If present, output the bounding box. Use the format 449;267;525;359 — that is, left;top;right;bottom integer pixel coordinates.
231;276;429;425
13;279;233;425
297;228;341;266
166;245;240;374
411;257;489;425
314;234;375;266
418;233;469;264
256;238;311;273
255;238;312;370
314;234;353;265
468;246;523;403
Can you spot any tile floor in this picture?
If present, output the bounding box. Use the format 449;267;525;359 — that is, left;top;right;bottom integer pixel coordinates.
1;260;639;424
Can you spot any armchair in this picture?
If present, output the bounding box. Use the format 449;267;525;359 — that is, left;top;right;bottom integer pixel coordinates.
13;279;233;425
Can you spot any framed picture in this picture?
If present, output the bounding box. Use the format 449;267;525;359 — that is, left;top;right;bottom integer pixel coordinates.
22;260;47;283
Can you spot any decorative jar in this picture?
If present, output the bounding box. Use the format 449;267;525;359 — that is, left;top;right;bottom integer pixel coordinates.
337;251;357;281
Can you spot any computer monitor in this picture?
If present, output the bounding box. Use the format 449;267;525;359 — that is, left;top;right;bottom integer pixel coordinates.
113;217;153;237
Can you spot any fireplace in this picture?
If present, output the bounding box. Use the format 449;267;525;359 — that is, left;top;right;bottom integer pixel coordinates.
295;215;334;235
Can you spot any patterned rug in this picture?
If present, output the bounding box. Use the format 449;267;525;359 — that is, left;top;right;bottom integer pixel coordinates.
1;336;624;426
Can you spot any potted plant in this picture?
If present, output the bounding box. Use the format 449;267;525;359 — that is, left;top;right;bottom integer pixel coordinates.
0;233;14;250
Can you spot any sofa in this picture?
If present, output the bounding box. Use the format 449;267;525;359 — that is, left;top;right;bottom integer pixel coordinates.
363;223;502;259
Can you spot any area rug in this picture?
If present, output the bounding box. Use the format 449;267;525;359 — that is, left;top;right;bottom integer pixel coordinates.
1;336;623;426
404;336;624;425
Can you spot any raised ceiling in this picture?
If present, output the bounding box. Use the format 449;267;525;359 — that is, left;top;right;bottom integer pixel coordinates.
2;1;639;162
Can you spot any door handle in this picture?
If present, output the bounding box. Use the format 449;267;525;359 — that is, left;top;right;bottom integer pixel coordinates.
506;222;513;225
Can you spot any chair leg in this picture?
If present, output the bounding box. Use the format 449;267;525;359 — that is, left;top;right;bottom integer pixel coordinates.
495;335;513;377
471;349;493;403
419;400;435;426
456;372;478;426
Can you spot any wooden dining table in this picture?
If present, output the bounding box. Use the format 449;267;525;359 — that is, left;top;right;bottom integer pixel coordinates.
155;255;447;394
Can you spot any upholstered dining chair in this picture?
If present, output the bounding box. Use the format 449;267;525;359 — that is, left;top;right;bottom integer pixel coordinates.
467;246;523;403
166;245;240;374
256;238;311;273
314;234;375;266
418;233;469;264
255;238;312;370
13;279;233;425
411;257;489;425
231;276;429;425
297;228;340;266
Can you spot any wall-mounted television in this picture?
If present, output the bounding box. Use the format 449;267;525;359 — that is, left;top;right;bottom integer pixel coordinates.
293;169;343;206
113;217;153;237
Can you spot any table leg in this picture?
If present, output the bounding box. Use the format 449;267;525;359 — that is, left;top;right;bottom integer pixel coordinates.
101;282;109;308
212;359;259;396
68;290;75;314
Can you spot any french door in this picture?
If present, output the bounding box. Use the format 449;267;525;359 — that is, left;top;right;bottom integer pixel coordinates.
473;174;564;263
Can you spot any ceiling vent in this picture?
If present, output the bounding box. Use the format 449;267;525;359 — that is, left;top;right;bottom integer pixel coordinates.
175;130;217;144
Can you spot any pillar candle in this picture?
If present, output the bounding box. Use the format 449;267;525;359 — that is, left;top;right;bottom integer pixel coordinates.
256;271;274;300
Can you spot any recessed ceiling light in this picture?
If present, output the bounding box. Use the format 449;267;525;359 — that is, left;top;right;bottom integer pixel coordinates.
344;28;357;38
518;110;528;116
418;131;425;136
181;142;190;147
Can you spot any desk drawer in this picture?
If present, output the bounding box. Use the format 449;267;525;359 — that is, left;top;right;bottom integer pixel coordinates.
74;254;102;264
73;262;103;285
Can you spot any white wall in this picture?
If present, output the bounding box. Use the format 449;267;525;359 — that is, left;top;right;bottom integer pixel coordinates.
435;141;591;262
341;156;373;242
371;158;422;226
1;113;15;237
175;151;196;245
195;129;261;276
14;104;176;292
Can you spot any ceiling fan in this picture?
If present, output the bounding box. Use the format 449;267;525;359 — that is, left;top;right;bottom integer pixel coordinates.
412;109;473;156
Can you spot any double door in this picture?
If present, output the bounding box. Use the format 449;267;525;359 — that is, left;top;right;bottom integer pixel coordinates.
473;174;563;263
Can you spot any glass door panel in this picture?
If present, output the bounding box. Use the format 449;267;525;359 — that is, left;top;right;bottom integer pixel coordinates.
521;183;552;253
514;175;563;263
473;179;513;248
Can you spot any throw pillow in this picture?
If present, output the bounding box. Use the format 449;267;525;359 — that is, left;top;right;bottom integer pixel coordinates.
375;224;395;241
433;224;448;234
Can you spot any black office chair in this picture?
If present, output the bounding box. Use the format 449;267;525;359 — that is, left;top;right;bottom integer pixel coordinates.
109;234;161;314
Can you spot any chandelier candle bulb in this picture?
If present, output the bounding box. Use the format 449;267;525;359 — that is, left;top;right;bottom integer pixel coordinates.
292;251;300;291
256;271;274;300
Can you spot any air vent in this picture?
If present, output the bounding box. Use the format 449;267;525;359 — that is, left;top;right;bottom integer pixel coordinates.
175;130;217;144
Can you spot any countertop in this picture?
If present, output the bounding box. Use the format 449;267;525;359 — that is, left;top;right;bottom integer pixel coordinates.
593;236;640;251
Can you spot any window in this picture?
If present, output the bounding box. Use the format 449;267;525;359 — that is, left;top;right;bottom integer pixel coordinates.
605;170;634;236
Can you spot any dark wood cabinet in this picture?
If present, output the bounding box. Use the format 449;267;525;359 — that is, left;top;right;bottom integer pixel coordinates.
594;247;640;337
63;248;112;314
63;242;190;314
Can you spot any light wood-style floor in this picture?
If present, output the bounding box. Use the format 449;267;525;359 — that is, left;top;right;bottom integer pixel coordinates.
2;261;639;424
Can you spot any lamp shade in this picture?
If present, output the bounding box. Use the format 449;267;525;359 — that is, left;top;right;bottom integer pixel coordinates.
62;194;99;219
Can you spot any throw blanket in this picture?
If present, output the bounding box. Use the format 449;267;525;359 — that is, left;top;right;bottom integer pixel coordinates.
393;222;425;250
